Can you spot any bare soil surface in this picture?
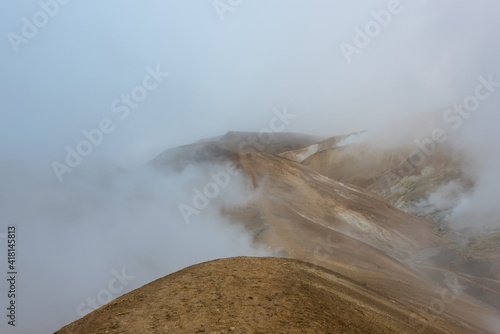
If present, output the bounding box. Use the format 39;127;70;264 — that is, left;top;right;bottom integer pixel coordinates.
55;257;482;334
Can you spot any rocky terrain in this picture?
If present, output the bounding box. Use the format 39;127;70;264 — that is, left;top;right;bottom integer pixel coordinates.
56;115;500;333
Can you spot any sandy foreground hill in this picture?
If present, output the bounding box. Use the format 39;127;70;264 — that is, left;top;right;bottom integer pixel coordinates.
55;257;483;334
56;119;500;333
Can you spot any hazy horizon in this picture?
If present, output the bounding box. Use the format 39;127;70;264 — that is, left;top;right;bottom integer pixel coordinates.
1;1;500;333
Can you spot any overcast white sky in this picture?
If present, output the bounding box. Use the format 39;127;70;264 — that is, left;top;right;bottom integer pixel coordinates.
1;0;499;168
1;1;500;333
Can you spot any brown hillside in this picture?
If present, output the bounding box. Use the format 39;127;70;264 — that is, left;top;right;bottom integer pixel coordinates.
219;153;500;332
125;122;500;333
55;257;481;334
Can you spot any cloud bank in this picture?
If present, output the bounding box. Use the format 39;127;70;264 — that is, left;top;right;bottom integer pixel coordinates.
1;0;499;332
0;158;265;333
